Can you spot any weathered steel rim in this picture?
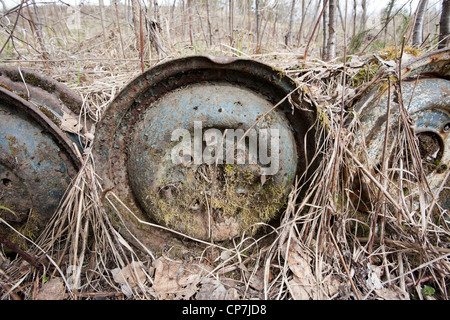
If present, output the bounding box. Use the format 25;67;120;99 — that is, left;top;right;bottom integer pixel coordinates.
93;55;318;251
354;48;450;210
0;87;82;247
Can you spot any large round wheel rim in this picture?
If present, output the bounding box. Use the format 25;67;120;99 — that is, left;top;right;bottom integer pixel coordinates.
93;55;318;247
0;87;81;242
355;48;450;210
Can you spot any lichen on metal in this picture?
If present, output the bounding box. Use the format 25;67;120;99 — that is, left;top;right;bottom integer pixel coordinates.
93;55;318;249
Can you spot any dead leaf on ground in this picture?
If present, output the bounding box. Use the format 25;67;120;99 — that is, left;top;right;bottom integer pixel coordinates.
151;256;212;300
196;278;231;300
111;261;148;298
36;277;65;300
366;263;383;291
347;56;365;68
322;274;341;299
283;239;317;300
375;285;410;300
60;112;83;133
248;267;271;292
196;278;242;300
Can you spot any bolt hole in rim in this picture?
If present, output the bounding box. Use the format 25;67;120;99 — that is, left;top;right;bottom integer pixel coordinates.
416;131;444;169
93;55;319;250
444;122;450;132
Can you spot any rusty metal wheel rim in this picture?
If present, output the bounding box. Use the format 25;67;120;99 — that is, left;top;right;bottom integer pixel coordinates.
0;87;81;243
93;55;318;249
355;48;450;210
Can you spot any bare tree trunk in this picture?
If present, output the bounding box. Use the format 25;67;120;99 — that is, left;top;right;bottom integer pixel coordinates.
256;0;261;52
131;0;164;58
154;0;160;24
170;0;176;38
286;0;296;46
195;0;208;46
272;9;278;40
412;0;428;46
131;0;142;45
336;0;345;32
259;7;270;49
304;0;328;60
99;0;107;41
205;0;213;45
126;0;130;26
181;0;186;41
352;0;356;38
114;0;126;58
247;0;251;33
170;0;176;22
0;0;7;12
229;0;234;45
305;0;321;43
438;0;449;48
327;0;336;60
30;0;49;62
296;0;308;46
322;0;329;60
384;0;395;42
359;0;367;32
188;0;194;46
